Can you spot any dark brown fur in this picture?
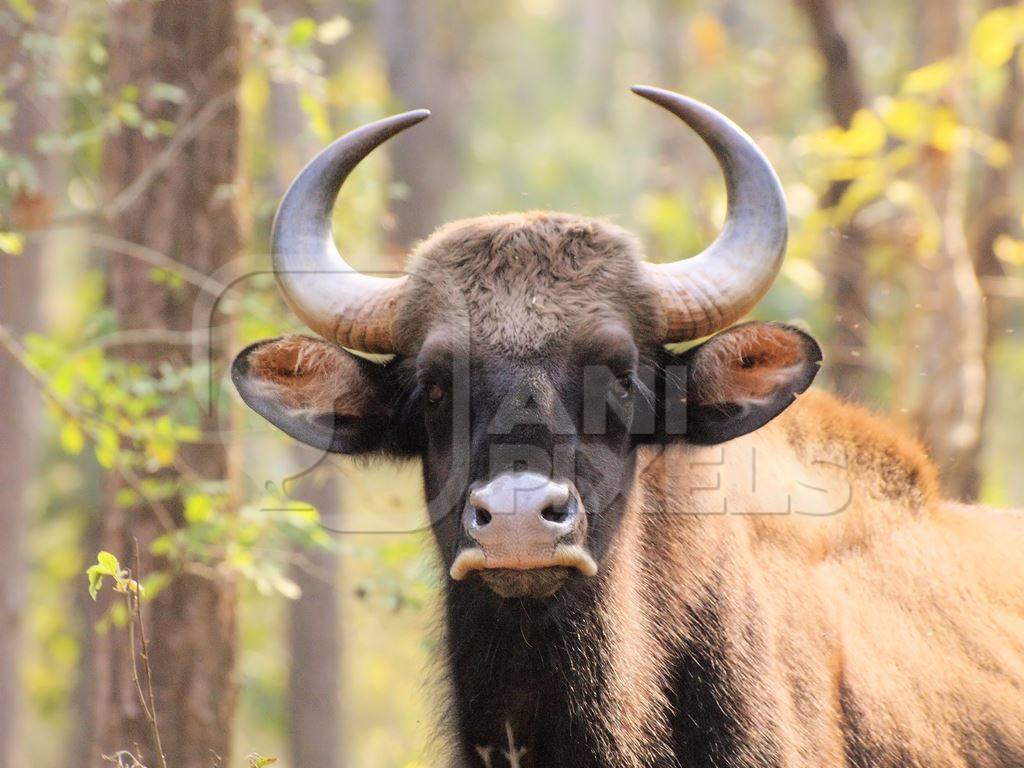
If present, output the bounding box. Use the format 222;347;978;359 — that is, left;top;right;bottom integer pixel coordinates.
393;212;664;355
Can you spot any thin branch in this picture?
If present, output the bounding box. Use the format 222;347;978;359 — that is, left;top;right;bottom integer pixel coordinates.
22;90;239;233
83;231;227;294
103;90;237;221
129;539;168;768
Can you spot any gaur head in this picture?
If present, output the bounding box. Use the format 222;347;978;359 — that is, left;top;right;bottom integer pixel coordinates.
232;87;822;599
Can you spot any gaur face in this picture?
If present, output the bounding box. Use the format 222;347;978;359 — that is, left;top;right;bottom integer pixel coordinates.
231;89;822;599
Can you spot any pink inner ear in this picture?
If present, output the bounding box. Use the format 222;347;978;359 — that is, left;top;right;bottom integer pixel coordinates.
248;335;376;416
250;335;343;383
693;325;807;404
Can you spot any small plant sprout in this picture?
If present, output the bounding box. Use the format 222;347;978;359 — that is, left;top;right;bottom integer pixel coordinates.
87;550;142;601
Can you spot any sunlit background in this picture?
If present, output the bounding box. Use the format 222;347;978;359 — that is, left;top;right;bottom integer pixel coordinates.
3;0;1024;766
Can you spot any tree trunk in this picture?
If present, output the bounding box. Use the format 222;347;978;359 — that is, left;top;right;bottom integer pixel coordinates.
797;0;872;400
911;0;987;499
0;4;56;762
961;3;1022;500
375;0;466;254
92;2;244;766
287;457;343;768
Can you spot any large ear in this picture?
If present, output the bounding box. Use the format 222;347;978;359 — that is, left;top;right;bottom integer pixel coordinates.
231;334;416;455
656;322;822;445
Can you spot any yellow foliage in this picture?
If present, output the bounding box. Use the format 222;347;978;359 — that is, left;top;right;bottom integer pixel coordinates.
970;6;1021;69
782;258;824;298
240;69;269;122
994;234;1024;267
0;231;25;255
299;91;332;144
902;59;954;94
690;11;728;64
984;139;1011;168
881;98;930;142
59;422;84;456
929;106;960;152
809;109;886;159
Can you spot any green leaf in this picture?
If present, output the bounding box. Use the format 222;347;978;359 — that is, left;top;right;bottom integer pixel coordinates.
299;91;331;143
287;17;318;47
95;427;120;469
97;551;120;574
185;494;213;524
150;532;177;558
115;487;139;508
86;565;104;600
140;571;171;601
149;83;187;105
7;0;37;22
59;422;85;456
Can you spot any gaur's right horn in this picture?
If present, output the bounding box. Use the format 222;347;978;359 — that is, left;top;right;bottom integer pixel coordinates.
633;87;788;343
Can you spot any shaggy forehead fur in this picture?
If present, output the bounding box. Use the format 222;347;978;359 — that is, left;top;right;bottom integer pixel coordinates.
392;212;664;355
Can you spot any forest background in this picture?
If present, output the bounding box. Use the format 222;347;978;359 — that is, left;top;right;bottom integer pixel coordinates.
2;0;1024;766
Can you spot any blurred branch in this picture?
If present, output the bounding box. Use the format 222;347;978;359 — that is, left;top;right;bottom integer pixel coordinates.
102;90;237;221
18;91;237;236
82;232;227;294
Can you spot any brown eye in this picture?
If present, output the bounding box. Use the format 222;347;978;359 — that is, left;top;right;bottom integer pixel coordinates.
426;382;446;404
611;374;633;400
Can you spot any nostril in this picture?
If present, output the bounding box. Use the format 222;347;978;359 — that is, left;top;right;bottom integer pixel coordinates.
472;507;492;527
541;502;570;524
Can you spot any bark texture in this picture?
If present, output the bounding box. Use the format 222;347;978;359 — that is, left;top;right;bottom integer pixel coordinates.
911;0;988;500
798;0;872;400
93;2;244;766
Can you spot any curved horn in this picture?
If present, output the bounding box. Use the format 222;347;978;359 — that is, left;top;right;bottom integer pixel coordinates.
632;86;787;342
272;110;430;352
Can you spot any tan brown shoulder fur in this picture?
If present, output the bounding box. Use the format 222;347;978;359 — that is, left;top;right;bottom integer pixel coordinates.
780;389;940;512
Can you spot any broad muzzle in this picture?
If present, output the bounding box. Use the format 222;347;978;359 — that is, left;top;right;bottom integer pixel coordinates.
450;471;597;583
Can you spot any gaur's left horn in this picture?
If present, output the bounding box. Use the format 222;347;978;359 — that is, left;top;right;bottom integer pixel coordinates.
271;110;430;353
632;86;787;343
